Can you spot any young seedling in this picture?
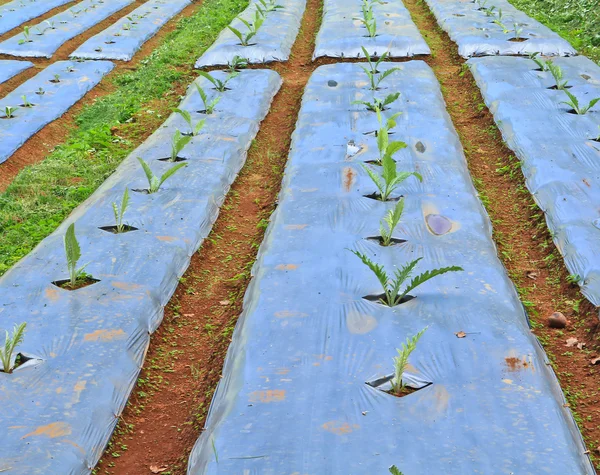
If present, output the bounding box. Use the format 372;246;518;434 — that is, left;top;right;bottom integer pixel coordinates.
528;52;549;71
18;25;32;44
257;0;283;12
174;109;205;136
362;142;420;201
2;106;17;118
354;1;377;38
228;9;265;46
21;95;33;107
35;87;45;95
227;55;248;73
198;71;239;92
169;129;192;162
137;157;187;194
493;18;509;34
51;73;61;83
560;89;600;115
0;323;26;374
64;223;89;288
195;84;221;114
354;92;400;113
112;188;130;234
391;327;427;395
349;252;463;306
379;198;404;246
512;22;523;40
375;110;404;164
547;62;569;90
65;65;75;73
389;466;404;475
360;48;399;91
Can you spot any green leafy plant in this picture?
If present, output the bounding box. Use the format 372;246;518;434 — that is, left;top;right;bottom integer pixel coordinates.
354;0;377;38
227;55;248;73
198;70;239;92
21;95;33;108
512;22;523;40
2;106;17;118
169;129;192;162
560;89;600;115
391;327;427;395
482;5;496;16
257;0;283;12
389;466;404;475
64;223;88;288
375;110;405;164
547;61;569;90
380;198;404;246
51;73;60;83
493;18;509;34
228;9;265;46
18;25;32;44
174;109;205;136
528;52;549;71
360;48;400;90
349;253;463;306
362;145;420;201
354;92;400;113
0;323;27;374
137;157;187;194
35;87;45;95
195;84;221;114
112;188;130;234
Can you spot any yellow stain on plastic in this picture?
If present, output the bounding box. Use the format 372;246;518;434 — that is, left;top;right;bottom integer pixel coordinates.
248;389;286;403
274;310;308;318
300;188;319;192
275;264;298;271
21;422;71;439
156;235;177;242
342;166;357;192
346;310;377;334
72;381;87;404
503;379;513;385
285;224;308;230
45;287;60;302
112;281;143;291
84;329;126;342
321;421;359;435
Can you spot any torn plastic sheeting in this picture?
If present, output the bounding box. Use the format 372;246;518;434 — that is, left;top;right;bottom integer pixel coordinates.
0;60;114;164
424;0;577;58
468;55;600;307
0;69;281;475
313;0;430;59
0;0;134;58
187;62;593;474
0;0;71;35
70;0;191;61
0;59;33;84
194;0;306;68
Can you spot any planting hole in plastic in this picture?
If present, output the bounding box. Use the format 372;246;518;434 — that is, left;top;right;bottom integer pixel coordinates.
363;293;415;305
547;85;573;90
508;37;529;43
98;225;139;234
158;156;187;163
366;373;432;398
366;236;406;246
52;277;100;291
363;192;402;202
1;353;43;374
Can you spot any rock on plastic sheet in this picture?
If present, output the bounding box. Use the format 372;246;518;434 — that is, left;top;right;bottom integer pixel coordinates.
70;0;191;61
194;0;306;67
0;59;33;84
187;62;593;474
0;60;114;164
424;0;577;58
0;0;71;36
0;69;281;475
469;55;600;307
0;0;134;58
313;0;430;59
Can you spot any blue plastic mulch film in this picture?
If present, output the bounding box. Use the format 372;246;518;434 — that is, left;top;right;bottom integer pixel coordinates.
0;59;33;84
0;69;281;475
423;0;577;58
0;0;71;36
70;0;191;61
0;0;134;58
0;60;114;165
187;61;593;474
313;0;430;59
468;55;600;307
194;0;306;68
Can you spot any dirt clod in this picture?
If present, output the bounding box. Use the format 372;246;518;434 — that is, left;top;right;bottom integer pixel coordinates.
547;311;567;329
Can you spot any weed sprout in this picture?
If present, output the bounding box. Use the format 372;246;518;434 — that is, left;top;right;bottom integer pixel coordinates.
349;253;463;306
137;157;187;193
0;323;27;374
391;327;427;395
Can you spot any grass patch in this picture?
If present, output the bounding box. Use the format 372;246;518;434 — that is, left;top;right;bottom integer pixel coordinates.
0;0;248;276
508;0;600;63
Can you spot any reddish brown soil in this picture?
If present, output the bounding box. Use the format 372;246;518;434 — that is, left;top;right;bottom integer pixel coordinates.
0;0;206;190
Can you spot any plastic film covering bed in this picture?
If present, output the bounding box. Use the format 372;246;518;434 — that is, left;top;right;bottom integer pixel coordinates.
0;59;33;84
70;0;191;61
468;55;600;307
424;0;576;58
0;69;281;475
0;60;114;165
0;0;134;58
194;0;306;68
187;61;593;474
313;0;430;59
0;0;71;36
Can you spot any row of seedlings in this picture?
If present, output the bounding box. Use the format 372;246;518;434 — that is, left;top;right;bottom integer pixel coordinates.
469;54;600;307
70;0;191;61
0;66;282;474
313;0;430;59
0;0;71;35
195;0;306;67
424;0;576;57
0;60;114;163
0;0;134;58
186;59;594;473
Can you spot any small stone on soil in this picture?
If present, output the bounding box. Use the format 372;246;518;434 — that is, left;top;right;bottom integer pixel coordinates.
547;311;567;328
